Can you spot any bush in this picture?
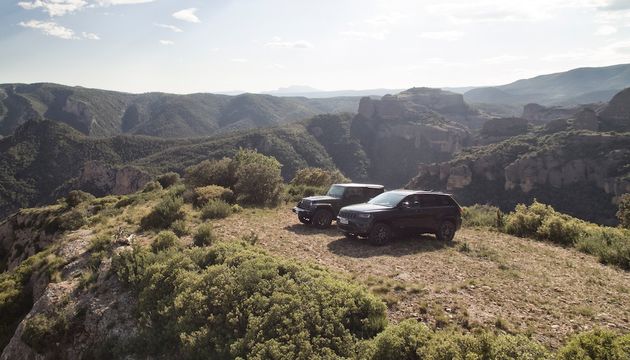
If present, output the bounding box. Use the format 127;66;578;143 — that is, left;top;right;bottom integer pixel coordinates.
46;209;87;233
156;172;181;189
290;167;349;187
285;184;327;202
113;241;387;359
617;193;630;229
231;204;243;213
490;334;550;360
193;185;234;207
462;204;502;228
21;312;69;354
233;150;283;206
368;319;432;360
504;201;554;238
151;231;179;252
536;214;584;246
201;200;232;220
193;223;216;247
557;328;630;360
66;190;94;208
142;181;163;193
115;196;136;209
184;158;235;189
140;195;184;230
170;219;189;237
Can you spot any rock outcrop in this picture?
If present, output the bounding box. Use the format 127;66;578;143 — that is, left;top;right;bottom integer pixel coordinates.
408;132;630;224
353;89;471;186
599;87;630;132
478;117;529;144
72;161;152;197
521;103;580;123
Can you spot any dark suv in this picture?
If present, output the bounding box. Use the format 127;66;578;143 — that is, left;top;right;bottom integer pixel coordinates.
337;190;462;245
293;183;385;228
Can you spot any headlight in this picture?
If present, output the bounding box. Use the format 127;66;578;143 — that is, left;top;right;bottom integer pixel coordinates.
358;213;372;219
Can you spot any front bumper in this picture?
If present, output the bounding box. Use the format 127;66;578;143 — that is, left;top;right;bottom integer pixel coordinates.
336;216;372;235
292;207;313;218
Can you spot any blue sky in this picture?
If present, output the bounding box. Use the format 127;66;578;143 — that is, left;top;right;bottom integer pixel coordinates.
1;0;630;94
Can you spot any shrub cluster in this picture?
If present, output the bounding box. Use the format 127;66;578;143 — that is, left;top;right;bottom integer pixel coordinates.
363;320;549;360
151;231;179;253
193;223;216;247
618;193;630;229
65;190;95;208
192;185;234;207
201;199;232;220
140;195;184;230
461;204;503;228
557;328;630;360
156;172;181;189
111;241;387;359
502;201;630;269
290;167;349;188
183;149;283;207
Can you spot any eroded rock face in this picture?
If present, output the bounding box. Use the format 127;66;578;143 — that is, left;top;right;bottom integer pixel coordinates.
75;161;151;197
353;89;471;186
408;132;630;224
522;103;579;123
572;109;599;131
599;87;630;132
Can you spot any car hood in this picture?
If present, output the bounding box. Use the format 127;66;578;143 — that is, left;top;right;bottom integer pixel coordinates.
304;195;339;203
341;203;390;212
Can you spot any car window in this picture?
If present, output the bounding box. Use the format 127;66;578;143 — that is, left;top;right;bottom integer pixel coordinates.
404;195;422;208
368;192;407;207
344;187;364;201
326;185;344;198
366;188;382;199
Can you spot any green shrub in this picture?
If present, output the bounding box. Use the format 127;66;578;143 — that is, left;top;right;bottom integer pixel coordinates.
46;209;87;233
231;204;243;213
617;193;630;229
89;233;112;252
151;231;179;252
21;311;69;354
140;195;184;230
462;204;502;228
490;334;550;360
170;219;189;237
557;328;630;360
193;185;234;207
285;184;327;202
536;214;583;246
234;153;283;206
156;172;181;189
113;241;387;359
115;196;136;209
193;223;216;247
142;181;163;193
367;319;432;359
201;199;232;220
504;201;554;237
65;190;94;208
184;158;236;189
290;167;349;187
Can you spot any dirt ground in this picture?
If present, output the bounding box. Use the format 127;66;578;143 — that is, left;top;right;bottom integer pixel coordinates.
213;205;630;348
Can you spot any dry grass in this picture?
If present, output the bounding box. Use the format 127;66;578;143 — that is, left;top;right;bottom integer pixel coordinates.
211;205;630;348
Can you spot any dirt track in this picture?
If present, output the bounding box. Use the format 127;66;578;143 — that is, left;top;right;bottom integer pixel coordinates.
213;205;630;348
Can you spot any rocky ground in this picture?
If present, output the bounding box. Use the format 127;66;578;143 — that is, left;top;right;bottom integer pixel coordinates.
213;205;630;349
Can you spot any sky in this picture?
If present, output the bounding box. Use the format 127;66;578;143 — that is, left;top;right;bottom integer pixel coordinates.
1;0;630;94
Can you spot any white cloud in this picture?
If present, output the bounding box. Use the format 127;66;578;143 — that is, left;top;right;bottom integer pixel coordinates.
96;0;154;5
155;23;183;33
82;31;100;40
231;58;248;63
173;8;200;23
19;20;77;39
596;24;617;35
418;31;464;41
265;37;313;49
18;0;88;17
599;0;630;11
159;40;174;45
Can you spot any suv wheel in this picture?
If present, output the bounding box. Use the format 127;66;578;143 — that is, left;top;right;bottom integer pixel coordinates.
343;232;358;240
436;221;456;242
298;214;311;224
369;223;391;246
312;209;333;228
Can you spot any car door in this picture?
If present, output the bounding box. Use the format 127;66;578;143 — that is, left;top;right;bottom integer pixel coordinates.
416;194;439;232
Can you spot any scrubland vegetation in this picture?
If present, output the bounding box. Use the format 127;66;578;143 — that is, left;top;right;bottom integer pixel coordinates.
1;149;629;359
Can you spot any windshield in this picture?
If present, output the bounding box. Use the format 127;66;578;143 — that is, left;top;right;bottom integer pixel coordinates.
367;192;406;207
326;185;345;198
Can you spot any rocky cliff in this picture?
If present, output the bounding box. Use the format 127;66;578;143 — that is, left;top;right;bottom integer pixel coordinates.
352;88;472;186
599;87;630;132
408;131;630;224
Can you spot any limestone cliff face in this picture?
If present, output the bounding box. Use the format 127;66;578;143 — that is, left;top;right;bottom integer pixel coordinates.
353;88;471;186
72;161;152;197
408;132;630;224
521;103;579;123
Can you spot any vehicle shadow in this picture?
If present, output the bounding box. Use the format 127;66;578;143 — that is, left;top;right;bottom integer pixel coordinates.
284;223;340;237
327;234;453;258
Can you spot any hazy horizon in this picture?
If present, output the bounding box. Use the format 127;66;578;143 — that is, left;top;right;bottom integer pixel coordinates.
1;0;630;94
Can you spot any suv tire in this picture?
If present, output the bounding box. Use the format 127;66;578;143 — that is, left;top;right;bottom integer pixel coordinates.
312;209;333;229
369;223;391;246
436;221;456;242
343;232;358;240
298;214;311;224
